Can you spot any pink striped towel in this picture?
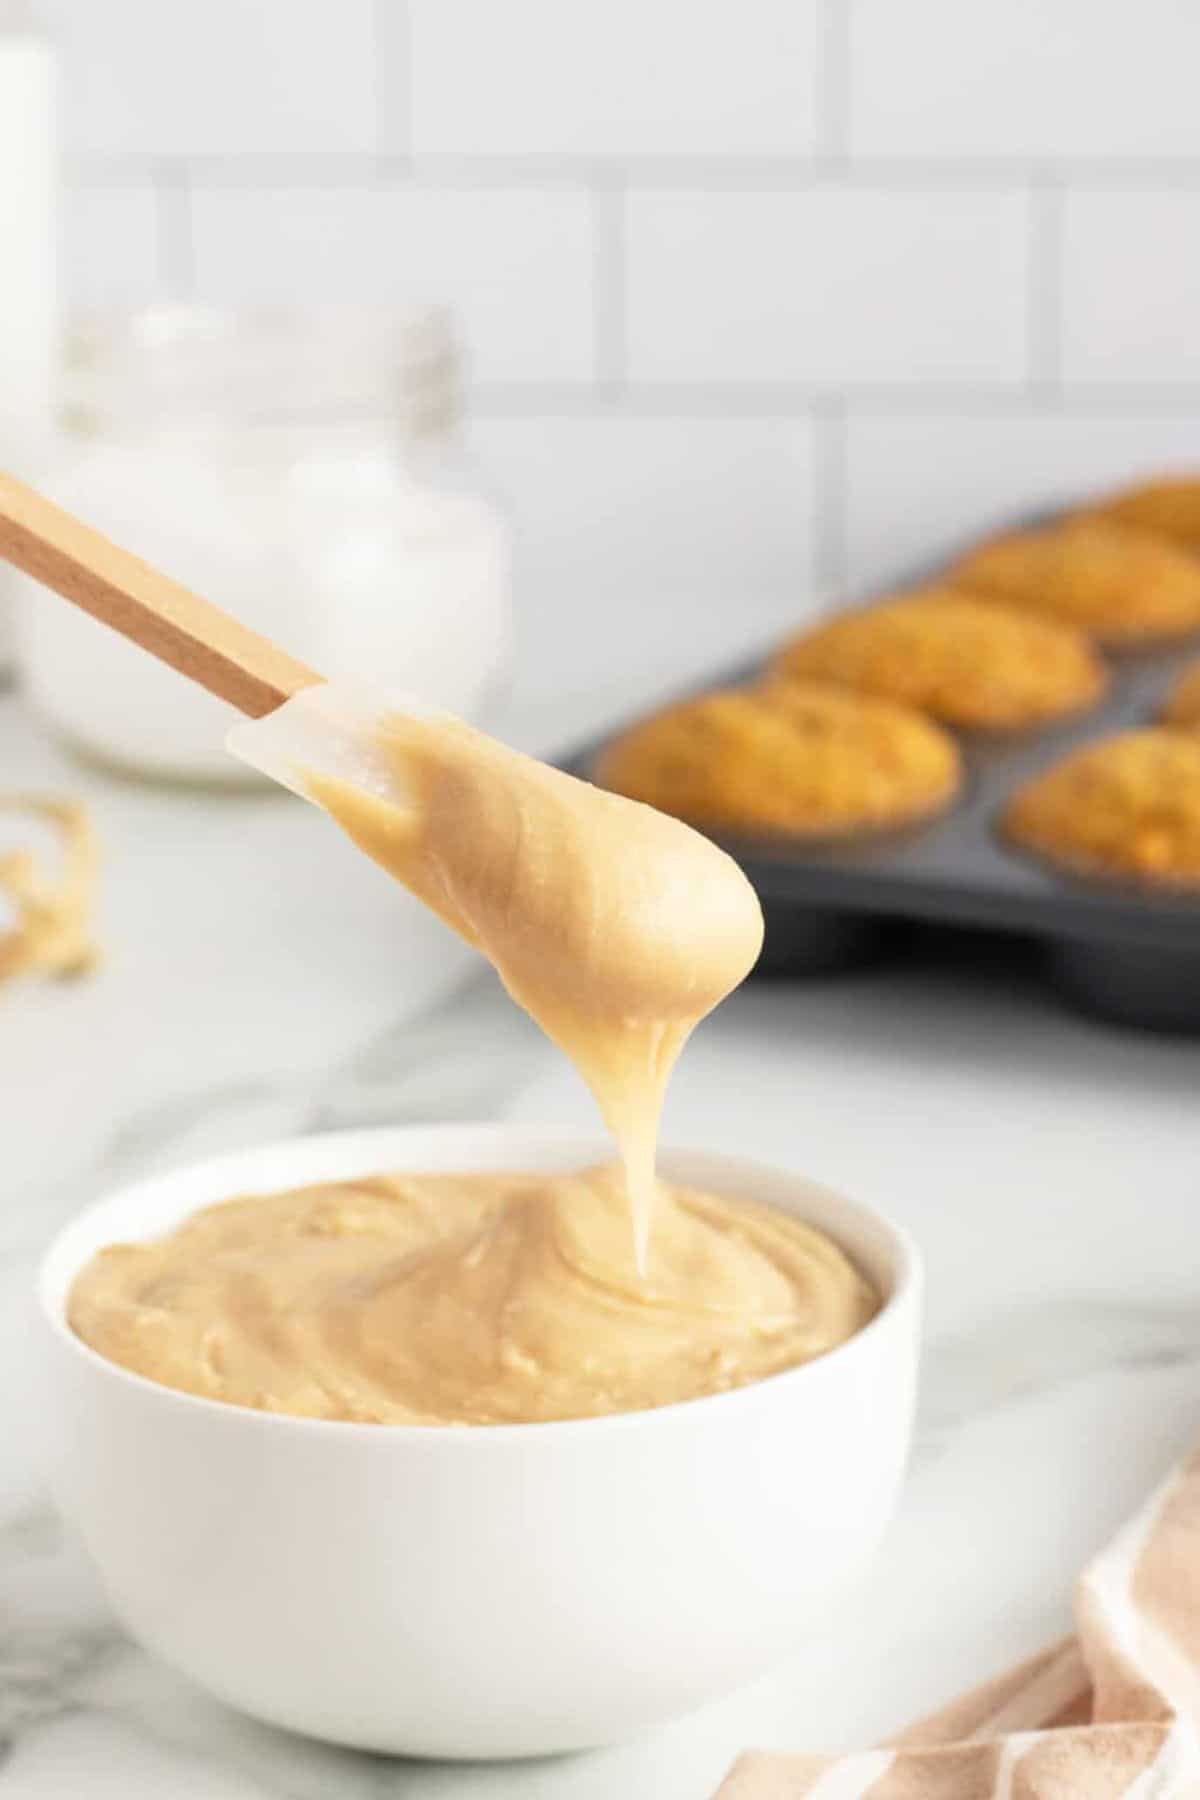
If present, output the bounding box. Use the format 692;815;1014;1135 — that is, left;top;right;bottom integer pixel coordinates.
719;1445;1200;1797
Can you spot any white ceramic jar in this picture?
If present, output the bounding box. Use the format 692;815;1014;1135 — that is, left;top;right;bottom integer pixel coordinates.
19;306;512;780
39;1124;921;1760
0;1;56;674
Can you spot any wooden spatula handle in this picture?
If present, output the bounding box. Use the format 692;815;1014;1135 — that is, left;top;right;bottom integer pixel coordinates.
0;469;321;718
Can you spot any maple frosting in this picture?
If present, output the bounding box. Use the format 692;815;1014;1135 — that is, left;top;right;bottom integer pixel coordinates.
69;694;878;1424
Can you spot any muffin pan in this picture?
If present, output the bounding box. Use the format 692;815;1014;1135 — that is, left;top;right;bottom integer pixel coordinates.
565;534;1200;1035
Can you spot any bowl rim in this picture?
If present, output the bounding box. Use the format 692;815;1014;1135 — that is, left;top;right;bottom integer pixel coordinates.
39;1122;921;1446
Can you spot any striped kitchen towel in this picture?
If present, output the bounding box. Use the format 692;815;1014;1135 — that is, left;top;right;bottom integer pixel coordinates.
719;1445;1200;1798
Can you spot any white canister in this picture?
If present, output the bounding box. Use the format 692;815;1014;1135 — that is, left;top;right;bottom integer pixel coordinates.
19;306;513;780
0;1;57;674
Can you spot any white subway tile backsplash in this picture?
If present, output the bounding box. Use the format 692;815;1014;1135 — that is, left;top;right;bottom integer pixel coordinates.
477;416;815;596
471;416;818;744
1062;191;1200;386
63;184;163;306
408;0;820;159
189;184;596;386
844;414;1200;595
626;188;1030;386
849;0;1200;159
42;0;1200;624
45;0;379;157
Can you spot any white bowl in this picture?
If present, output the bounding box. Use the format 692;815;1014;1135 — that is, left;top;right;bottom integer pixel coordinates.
38;1125;921;1760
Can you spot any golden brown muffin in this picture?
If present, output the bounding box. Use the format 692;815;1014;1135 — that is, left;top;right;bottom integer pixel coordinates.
773;588;1108;732
593;680;962;840
950;519;1200;647
1004;730;1200;887
1087;475;1200;554
1162;660;1200;729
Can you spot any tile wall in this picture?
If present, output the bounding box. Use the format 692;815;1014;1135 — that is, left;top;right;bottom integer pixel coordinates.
45;0;1200;706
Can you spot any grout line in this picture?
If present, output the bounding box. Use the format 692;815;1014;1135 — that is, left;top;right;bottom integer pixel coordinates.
462;382;1200;420
811;397;849;589
186;155;382;189
814;0;852;172
153;160;195;298
372;0;411;167
591;180;627;396
1027;172;1064;395
67;151;1200;192
396;155;610;190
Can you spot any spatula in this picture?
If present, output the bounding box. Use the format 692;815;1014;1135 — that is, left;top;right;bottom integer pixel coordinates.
0;468;321;718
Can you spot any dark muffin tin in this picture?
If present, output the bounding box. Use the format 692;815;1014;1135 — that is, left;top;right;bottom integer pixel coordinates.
564;542;1200;1035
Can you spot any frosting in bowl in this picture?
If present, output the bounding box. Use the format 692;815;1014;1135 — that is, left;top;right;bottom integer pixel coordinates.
68;1164;878;1425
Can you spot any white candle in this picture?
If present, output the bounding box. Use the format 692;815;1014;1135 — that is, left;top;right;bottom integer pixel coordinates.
0;3;55;671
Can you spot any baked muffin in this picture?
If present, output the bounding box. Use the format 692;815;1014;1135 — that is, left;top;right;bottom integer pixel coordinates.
1087;475;1200;555
1004;729;1200;888
950;519;1200;647
773;588;1107;732
1162;660;1200;729
593;680;962;840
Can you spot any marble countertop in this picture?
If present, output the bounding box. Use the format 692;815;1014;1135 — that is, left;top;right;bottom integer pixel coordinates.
4;656;1200;1800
